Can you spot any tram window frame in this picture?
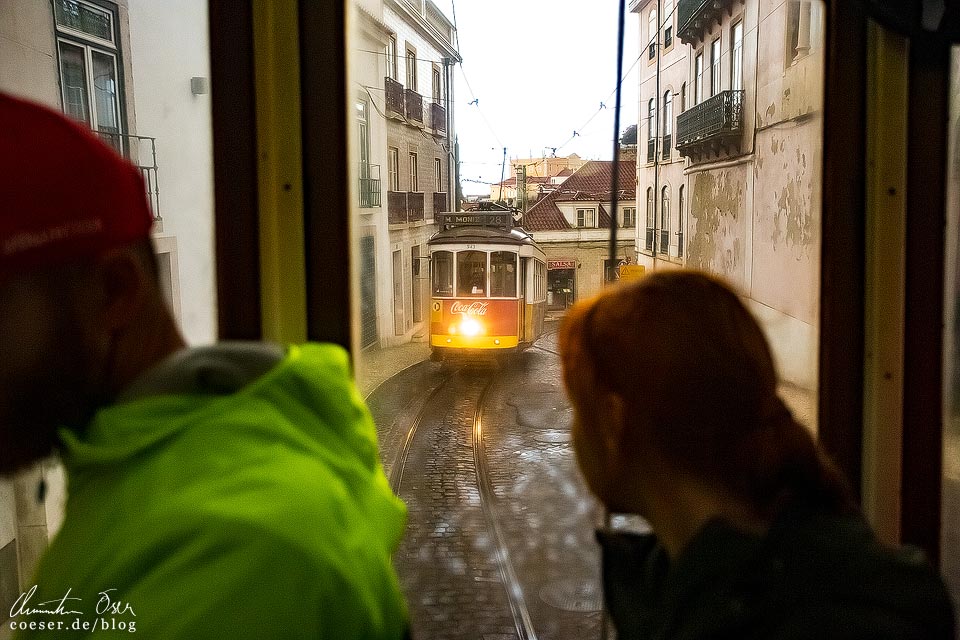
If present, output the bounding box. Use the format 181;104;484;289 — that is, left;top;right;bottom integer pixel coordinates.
490;251;518;298
457;250;488;297
432;250;454;297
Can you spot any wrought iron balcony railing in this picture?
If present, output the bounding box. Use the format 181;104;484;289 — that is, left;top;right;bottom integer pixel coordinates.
678;0;734;45
405;89;423;124
385;76;404;116
97;130;161;220
388;191;408;224
359;163;381;208
647;137;656;163
662;134;672;160
408;191;425;221
430;102;446;134
660;229;670;255
676;90;744;155
645;227;655;252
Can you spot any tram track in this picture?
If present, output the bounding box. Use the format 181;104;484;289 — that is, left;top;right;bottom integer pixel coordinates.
472;374;540;640
387;364;540;640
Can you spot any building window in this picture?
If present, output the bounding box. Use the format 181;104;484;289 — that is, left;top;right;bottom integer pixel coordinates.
622;207;636;228
660;187;670;255
648;9;657;59
711;38;721;96
732;21;744;90
405;45;417;91
662;90;673;160
432;65;442;103
409;152;419;191
678;185;685;258
387;34;398;80
680;82;686;112
647;98;656;162
787;1;822;65
663;0;673;48
577;208;596;228
435;158;442;192
388;147;399;191
695;52;704;104
645;187;655;251
55;0;123;144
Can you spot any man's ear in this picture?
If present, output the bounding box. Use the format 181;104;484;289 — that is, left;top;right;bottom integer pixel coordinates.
94;248;149;331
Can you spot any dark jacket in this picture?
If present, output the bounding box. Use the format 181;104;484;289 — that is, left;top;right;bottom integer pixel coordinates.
597;505;956;639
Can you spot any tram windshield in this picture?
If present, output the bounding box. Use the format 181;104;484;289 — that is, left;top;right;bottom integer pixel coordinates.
490;251;517;297
432;251;454;297
457;250;487;297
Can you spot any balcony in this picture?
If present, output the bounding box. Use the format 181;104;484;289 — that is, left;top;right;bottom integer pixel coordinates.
98;131;161;220
647;137;655;163
388;191;408;224
430;102;446;135
387;191;425;224
404;89;423;125
358;164;381;208
678;0;736;45
408;191;424;222
433;192;448;215
676;90;744;159
662;134;672;160
385;76;405;118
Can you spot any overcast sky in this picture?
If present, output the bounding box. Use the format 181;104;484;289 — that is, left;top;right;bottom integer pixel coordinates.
431;1;641;194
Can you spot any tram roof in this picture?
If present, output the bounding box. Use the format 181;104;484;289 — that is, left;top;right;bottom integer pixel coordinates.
427;225;538;247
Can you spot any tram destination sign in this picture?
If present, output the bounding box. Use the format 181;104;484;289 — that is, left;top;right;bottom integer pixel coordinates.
437;212;512;230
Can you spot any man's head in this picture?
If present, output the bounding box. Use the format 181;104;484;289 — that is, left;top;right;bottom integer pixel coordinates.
0;93;180;475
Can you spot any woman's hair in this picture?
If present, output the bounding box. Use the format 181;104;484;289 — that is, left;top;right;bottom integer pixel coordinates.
559;270;856;518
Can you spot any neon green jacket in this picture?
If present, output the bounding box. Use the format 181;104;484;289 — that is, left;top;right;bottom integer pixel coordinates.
13;344;408;639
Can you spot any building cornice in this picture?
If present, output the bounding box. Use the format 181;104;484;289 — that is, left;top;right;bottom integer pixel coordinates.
384;0;462;62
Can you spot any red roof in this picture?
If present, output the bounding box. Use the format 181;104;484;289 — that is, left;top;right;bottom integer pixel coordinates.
519;160;636;232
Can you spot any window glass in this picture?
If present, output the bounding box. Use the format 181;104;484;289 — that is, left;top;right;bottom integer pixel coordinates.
432;251;453;296
55;0;112;42
490;251;517;297
695;52;704;103
91;51;119;135
58;41;90;124
732;21;744;90
457;250;487;297
711;38;721;95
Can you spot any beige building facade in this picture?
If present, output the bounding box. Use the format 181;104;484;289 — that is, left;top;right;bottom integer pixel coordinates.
632;0;824;394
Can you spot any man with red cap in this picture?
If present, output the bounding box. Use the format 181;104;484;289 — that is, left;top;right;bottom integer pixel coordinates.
0;93;409;639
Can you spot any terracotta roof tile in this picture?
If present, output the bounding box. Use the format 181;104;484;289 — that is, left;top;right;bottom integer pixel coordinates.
519;160;636;232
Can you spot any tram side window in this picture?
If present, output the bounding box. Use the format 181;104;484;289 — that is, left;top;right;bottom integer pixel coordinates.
490;251;517;298
433;251;454;297
457;250;487;297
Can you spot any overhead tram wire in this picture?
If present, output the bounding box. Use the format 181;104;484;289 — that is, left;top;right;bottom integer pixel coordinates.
549;2;677;155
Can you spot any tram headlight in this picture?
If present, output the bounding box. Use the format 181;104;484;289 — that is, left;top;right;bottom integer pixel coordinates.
459;317;483;337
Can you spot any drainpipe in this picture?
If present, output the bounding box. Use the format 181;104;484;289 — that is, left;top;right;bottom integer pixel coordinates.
653;0;661;262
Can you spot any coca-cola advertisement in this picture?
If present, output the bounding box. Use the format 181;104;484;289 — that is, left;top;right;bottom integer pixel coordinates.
432;299;518;336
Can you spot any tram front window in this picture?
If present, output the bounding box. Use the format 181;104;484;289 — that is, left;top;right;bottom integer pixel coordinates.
433;251;454;297
490;251;517;297
458;250;487;297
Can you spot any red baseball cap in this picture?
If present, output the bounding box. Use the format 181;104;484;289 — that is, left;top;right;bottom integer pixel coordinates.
0;92;153;274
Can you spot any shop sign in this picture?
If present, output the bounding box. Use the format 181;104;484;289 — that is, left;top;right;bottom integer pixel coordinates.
548;260;576;270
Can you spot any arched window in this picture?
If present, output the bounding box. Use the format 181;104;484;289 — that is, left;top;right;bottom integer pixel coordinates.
648;9;657;59
678;185;685;259
663;0;674;47
660;186;670;255
645;187;655;251
647;98;656;162
663;90;673;160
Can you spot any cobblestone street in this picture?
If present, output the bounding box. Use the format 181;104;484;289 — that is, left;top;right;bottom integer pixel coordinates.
366;325;606;639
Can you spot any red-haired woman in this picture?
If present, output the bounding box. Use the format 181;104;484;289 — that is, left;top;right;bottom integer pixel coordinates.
559;270;955;639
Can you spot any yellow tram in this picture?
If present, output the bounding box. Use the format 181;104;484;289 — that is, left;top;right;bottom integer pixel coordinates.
428;210;546;359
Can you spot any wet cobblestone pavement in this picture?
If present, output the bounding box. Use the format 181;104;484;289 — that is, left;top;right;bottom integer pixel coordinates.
367;324;606;639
